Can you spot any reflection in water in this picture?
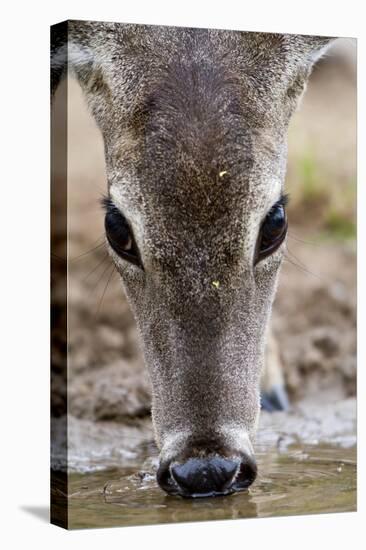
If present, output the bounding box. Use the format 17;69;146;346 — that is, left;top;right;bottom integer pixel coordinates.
67;444;356;529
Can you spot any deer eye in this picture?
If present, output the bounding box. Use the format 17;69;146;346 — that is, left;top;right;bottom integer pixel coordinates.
102;197;142;268
255;195;288;265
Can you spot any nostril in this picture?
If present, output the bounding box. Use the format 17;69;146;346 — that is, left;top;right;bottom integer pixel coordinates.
232;456;258;490
171;457;239;497
156;462;179;495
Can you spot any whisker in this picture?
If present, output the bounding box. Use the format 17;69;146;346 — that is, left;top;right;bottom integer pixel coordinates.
95;265;117;319
283;255;324;282
285;244;311;271
287;231;321;247
82;253;110;283
88;259;114;297
52;235;106;264
285;244;330;283
69;240;106;263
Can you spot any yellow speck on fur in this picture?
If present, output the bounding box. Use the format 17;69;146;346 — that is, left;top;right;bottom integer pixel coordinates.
212;280;220;289
219;170;228;178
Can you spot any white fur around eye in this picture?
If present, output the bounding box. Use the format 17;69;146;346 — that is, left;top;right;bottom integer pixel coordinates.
254;237;287;276
110;183;145;252
107;243;141;276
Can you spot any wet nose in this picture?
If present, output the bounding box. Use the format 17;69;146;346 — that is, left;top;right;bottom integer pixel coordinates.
157;455;257;497
171;457;238;496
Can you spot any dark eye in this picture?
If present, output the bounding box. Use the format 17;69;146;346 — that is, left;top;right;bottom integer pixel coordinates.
255;195;288;265
102;197;142;268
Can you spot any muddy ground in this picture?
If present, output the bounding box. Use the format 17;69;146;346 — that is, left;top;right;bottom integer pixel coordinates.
52;43;356;442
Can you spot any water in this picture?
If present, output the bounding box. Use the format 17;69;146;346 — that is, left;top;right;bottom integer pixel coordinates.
52;399;356;528
67;443;356;529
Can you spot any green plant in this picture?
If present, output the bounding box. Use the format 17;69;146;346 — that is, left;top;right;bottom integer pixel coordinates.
325;209;356;240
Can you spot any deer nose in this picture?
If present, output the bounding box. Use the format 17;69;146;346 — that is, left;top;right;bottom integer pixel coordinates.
171;457;238;496
157;455;257;497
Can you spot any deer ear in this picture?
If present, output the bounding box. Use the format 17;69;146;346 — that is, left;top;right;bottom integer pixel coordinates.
283;35;337;112
300;35;337;66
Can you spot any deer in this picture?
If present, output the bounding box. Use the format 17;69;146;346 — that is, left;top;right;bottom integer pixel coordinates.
51;21;334;498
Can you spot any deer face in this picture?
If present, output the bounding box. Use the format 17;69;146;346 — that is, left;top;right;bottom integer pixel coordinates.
64;22;333;497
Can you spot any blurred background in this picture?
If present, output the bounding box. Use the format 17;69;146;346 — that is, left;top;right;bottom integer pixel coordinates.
55;38;356;427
